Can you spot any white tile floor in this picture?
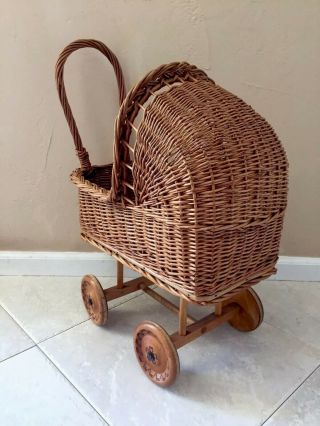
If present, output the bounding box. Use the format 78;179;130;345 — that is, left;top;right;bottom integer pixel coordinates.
0;276;319;426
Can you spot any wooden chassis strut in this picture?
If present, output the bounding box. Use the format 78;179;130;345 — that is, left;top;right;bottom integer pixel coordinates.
103;263;238;350
171;305;239;349
104;276;151;301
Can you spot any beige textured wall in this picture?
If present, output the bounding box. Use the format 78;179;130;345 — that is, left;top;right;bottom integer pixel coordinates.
1;0;319;255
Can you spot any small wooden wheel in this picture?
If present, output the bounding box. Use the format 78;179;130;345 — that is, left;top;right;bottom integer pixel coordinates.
134;321;180;387
222;288;264;332
81;275;108;326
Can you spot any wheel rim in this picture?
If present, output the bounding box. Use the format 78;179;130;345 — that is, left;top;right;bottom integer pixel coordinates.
134;321;180;387
223;288;264;332
81;275;107;326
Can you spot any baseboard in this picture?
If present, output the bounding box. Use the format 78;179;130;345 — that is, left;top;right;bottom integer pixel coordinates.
0;251;138;278
0;252;319;281
269;256;320;282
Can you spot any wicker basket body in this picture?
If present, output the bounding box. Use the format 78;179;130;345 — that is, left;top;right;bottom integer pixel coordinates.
56;40;288;304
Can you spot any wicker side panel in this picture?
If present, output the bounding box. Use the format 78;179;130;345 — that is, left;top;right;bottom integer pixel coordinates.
78;186;283;301
78;188;198;289
144;213;283;300
192;215;283;299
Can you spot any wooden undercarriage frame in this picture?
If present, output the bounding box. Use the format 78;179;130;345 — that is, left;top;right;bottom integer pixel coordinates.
81;252;264;387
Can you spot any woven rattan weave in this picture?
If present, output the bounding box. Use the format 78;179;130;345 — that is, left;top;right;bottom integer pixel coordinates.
56;39;288;305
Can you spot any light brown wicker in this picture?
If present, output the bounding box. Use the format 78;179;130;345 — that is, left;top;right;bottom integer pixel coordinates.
56;39;288;305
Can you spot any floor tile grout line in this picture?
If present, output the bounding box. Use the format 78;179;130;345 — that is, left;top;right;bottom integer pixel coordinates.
0;345;36;364
37;344;111;426
0;303;38;344
37;291;144;344
37;318;90;344
0;288;144;348
0;299;92;346
260;363;320;425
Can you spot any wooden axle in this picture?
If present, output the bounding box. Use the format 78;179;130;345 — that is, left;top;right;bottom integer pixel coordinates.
103;272;197;327
104;276;151;301
171;304;240;349
142;287;196;325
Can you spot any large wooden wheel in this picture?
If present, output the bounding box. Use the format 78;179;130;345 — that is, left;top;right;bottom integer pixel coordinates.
134;321;180;387
81;275;108;326
222;288;264;332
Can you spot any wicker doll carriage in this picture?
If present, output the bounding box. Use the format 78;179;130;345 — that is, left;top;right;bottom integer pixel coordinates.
56;39;288;387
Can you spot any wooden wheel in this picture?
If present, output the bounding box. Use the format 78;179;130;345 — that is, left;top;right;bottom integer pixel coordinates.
134;321;180;387
222;288;264;332
81;275;108;326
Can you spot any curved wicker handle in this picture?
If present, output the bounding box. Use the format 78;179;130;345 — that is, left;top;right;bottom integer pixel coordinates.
55;39;126;170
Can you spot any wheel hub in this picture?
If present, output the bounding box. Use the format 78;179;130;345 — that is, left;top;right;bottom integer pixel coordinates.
81;275;108;326
134;321;180;387
146;346;157;364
